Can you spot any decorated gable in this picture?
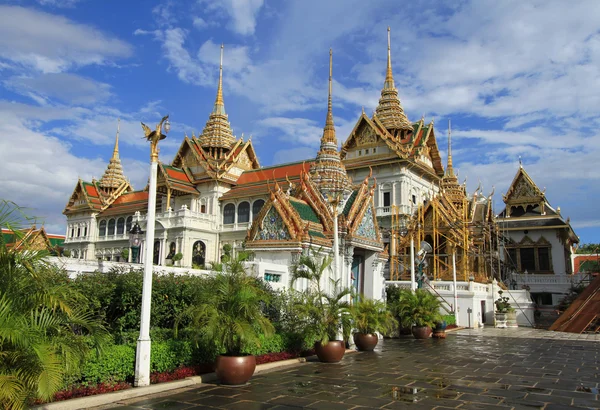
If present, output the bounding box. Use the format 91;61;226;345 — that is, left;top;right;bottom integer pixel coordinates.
355;206;377;241
255;206;290;241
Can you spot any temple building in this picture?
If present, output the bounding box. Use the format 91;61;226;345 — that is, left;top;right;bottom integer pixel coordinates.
497;164;579;306
63;29;574;305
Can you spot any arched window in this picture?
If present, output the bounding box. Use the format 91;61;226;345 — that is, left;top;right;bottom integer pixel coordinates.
108;219;116;235
126;216;132;233
83;226;88;237
99;220;107;237
192;241;206;267
252;199;265;220
238;201;250;223
70;227;75;238
77;227;81;237
223;204;235;224
117;217;125;235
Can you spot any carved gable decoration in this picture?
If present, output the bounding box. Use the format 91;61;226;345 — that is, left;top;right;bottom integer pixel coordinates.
356;122;378;146
513;177;537;200
355;206;377;240
255;206;290;241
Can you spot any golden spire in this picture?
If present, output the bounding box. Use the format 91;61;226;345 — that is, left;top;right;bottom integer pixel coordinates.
214;43;224;114
99;119;128;190
375;27;413;134
384;26;394;90
311;49;353;197
446;119;454;176
199;43;235;153
322;48;336;145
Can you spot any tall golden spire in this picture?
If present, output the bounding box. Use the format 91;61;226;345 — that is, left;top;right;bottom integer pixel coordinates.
446;119;454;176
199;43;235;153
375;27;413;134
311;49;352;196
99;119;128;190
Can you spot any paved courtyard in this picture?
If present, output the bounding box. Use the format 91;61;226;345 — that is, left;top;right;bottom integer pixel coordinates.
106;329;599;410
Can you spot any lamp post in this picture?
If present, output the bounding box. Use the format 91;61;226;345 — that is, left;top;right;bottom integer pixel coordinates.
134;115;170;387
319;182;352;293
128;222;144;263
398;213;416;291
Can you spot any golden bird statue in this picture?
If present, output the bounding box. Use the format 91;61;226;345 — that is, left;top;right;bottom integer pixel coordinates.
141;115;169;160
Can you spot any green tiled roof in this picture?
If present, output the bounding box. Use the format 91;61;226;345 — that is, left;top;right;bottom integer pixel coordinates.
49;237;65;247
289;200;320;224
308;230;326;238
343;190;358;216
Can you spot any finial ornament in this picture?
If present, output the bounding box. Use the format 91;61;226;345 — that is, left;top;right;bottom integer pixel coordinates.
519;156;522;167
141;115;170;162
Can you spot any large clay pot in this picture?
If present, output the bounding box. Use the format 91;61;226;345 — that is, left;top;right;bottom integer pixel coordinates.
314;340;346;363
215;355;256;385
495;312;508;328
432;321;447;339
411;326;432;339
353;333;378;351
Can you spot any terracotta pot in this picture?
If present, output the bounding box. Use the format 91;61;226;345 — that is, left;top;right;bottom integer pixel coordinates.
314;340;345;363
353;333;379;351
215;355;256;385
411;326;432;339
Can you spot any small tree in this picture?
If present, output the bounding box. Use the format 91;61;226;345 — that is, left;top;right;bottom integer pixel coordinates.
172;252;183;265
120;248;129;261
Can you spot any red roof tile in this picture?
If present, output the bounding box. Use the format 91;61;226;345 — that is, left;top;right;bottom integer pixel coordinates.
235;161;311;185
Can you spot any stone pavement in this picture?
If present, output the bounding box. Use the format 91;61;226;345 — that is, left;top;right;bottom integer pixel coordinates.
104;330;600;410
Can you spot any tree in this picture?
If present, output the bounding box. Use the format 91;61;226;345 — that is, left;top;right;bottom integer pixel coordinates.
0;200;108;409
575;243;600;254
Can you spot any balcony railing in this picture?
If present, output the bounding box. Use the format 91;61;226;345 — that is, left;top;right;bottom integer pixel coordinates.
376;204;414;217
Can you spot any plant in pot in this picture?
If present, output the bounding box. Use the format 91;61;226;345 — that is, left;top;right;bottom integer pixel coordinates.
393;289;442;339
176;251;273;385
172;252;183;266
350;298;397;351
495;290;513;328
387;286;415;336
291;248;352;363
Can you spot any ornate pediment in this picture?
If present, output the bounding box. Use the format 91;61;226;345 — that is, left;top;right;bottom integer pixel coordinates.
354;206;377;240
503;167;545;204
255;206;290;241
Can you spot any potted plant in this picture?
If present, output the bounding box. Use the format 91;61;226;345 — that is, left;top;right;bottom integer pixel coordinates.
177;251;273;385
172;252;183;266
392;289;442;339
432;320;447;339
350;298;397;351
495;290;513;328
291;248;352;363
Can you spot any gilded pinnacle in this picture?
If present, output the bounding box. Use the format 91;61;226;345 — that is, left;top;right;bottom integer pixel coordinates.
99;119;127;189
446;119;454;176
199;43;235;150
375;27;413;133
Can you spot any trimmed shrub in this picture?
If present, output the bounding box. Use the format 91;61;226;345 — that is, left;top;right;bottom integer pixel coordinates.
81;344;135;384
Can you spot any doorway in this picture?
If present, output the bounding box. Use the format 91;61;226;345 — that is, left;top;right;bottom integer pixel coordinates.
153;241;160;265
352;255;364;297
481;300;486;324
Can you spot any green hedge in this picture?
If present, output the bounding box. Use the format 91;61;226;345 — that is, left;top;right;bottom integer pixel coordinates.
77;340;194;384
442;314;456;326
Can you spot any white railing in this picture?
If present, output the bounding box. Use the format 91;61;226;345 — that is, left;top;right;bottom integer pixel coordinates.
512;273;587;286
221;221;252;232
376;204;414;218
376;206;391;216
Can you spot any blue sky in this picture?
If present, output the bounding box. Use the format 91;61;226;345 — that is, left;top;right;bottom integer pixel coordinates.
1;0;600;244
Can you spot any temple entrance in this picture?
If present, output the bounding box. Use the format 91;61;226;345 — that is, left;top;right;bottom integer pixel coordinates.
153;241;160;265
352;255;364;297
192;240;206;267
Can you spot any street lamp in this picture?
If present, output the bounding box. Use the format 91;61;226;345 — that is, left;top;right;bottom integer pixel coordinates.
134;115;170;387
128;222;144;263
398;213;417;291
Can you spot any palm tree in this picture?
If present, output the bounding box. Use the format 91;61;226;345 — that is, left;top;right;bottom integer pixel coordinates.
177;251;274;356
0;200;108;409
290;248;353;345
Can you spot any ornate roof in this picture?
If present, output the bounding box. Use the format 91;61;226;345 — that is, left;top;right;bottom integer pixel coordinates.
440;120;466;208
374;27;412;135
198;44;236;151
310;49;353;198
98;120;130;191
157;164;198;195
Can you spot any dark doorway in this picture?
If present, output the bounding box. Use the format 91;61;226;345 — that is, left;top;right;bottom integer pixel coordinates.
192;240;206;267
481;300;486;323
153;241;160;265
352;255;364;298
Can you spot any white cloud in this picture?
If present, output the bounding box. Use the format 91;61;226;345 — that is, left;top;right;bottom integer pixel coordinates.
256;117;323;147
5;73;112;105
37;0;81;7
199;0;264;36
0;5;131;73
197;40;251;73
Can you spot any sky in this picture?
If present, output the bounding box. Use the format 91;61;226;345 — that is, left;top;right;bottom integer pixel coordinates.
1;0;599;244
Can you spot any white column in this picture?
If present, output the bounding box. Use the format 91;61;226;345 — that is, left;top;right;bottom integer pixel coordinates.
392;182;396;206
135;160;158;387
410;235;416;291
453;251;459;326
333;209;339;286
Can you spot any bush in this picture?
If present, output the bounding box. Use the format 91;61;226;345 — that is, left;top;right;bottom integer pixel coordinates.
80;344;135;384
442;314;456;326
